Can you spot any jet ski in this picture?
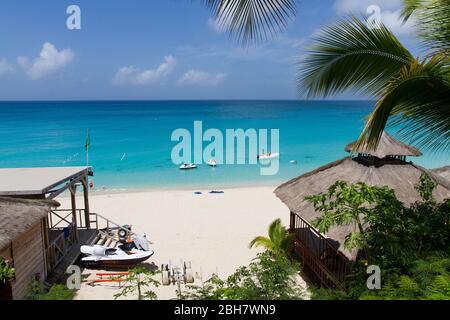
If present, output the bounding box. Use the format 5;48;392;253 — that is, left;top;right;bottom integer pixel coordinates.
179;163;197;170
81;234;154;267
207;159;217;167
257;152;279;160
81;245;154;267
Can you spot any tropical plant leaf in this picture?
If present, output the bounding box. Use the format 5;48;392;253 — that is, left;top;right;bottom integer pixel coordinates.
298;17;414;98
356;53;450;152
203;0;297;45
249;236;274;250
401;0;450;52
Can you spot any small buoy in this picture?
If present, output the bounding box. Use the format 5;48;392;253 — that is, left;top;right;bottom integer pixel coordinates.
89;180;94;189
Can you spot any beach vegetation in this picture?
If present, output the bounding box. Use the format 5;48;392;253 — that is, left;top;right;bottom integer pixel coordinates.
27;279;76;300
249;218;295;257
113;267;160;300
306;173;450;300
297;1;450;152
184;251;304;300
0;257;15;284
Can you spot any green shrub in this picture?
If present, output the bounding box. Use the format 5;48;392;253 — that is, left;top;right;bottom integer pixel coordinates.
0;257;15;284
185;251;304;300
27;279;76;300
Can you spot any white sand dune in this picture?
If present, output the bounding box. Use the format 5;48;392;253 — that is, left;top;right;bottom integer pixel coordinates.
59;186;307;300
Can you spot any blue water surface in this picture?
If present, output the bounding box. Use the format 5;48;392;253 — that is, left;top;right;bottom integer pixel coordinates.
0;100;447;191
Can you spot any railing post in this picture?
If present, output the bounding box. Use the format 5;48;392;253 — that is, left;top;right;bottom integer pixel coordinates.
69;185;79;242
290;211;295;231
82;176;91;229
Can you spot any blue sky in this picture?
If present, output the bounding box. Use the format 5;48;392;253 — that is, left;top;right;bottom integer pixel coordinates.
0;0;422;100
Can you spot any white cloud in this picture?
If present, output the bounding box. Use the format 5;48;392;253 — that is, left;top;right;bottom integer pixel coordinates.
334;0;416;37
113;55;176;86
0;58;14;76
379;10;416;36
207;17;225;34
334;0;403;14
19;42;74;80
177;70;227;86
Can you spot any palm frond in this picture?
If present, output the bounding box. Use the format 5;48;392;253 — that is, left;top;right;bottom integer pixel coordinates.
355;53;450;152
249;236;274;250
203;0;297;45
298;17;414;98
401;0;450;53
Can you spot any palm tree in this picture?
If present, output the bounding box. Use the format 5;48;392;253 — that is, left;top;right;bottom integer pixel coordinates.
202;0;297;45
297;1;450;152
249;219;295;256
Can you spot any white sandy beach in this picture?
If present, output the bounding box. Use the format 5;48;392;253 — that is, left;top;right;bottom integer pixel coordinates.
58;186;306;300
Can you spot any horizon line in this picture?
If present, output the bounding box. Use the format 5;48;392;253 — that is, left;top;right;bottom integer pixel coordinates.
0;98;375;102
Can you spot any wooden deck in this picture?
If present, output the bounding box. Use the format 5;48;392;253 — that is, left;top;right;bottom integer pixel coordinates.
45;229;99;284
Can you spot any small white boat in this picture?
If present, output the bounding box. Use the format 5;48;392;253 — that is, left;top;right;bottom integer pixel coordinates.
179;163;197;170
257;152;280;160
207;159;217;167
81;244;154;267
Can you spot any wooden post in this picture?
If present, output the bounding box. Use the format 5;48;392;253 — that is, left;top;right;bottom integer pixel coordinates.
82;176;91;230
69;184;79;241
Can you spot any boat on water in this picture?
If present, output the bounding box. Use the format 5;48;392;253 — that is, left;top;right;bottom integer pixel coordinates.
179;163;197;170
207;159;217;167
257;152;280;160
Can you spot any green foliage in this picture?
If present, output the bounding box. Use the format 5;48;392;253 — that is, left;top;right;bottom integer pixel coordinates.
306;174;449;266
307;173;450;300
298;2;450;152
26;278;45;300
306;180;403;254
203;0;297;46
26;279;75;300
40;284;76;300
357;255;450;300
401;0;450;53
185;251;304;300
114;267;160;300
310;287;349;300
249;218;295;257
416;172;438;202
0;257;15;284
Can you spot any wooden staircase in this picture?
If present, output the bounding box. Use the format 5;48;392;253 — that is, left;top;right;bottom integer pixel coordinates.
45;212;137;284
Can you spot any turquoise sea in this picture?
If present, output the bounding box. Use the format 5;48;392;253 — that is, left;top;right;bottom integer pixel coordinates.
0;100;447;191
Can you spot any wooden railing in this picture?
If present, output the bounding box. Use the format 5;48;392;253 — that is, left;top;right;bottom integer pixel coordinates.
45;209;141;273
290;212;349;290
46;223;77;273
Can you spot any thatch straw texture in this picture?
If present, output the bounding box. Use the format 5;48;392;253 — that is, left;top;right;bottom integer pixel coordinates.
0;197;60;252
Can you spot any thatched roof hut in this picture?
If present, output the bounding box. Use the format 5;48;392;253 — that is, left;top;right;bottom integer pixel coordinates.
432;166;450;181
0;197;60;252
0;197;60;299
344;131;422;158
275;132;450;260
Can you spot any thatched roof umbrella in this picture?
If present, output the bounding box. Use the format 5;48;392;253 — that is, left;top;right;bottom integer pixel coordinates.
0;197;60;252
274;132;450;260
